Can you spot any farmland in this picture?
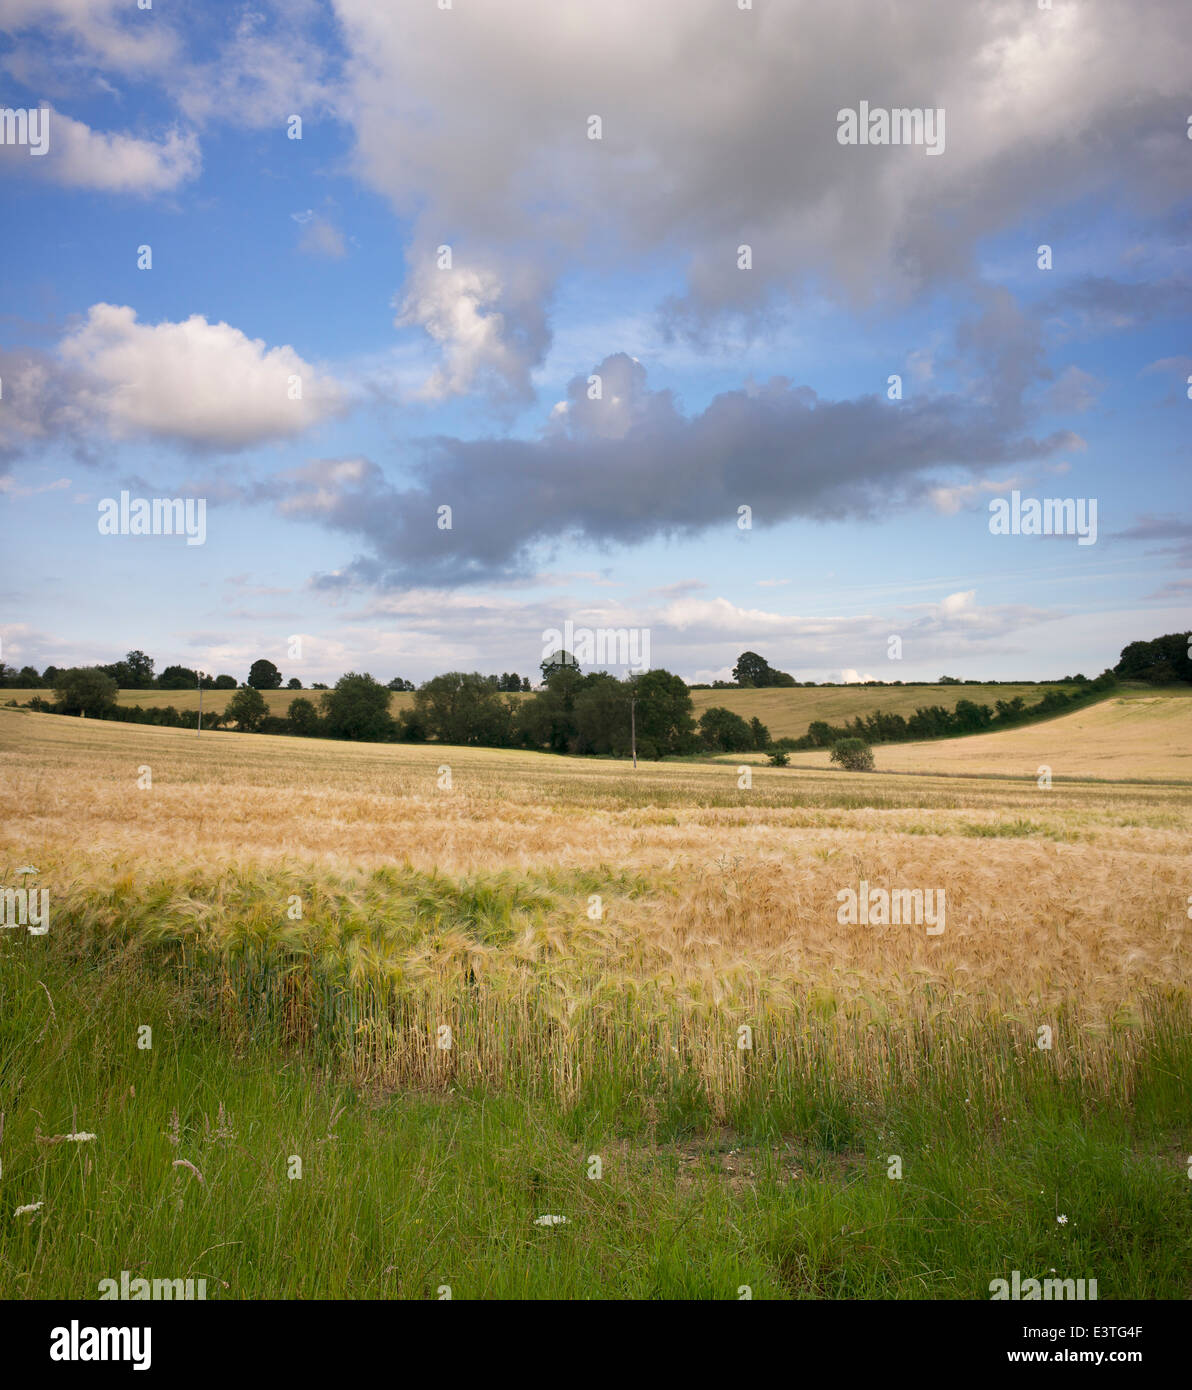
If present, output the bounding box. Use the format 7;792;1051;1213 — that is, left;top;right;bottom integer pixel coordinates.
776;688;1192;782
1;704;1189;1299
5;680;1080;742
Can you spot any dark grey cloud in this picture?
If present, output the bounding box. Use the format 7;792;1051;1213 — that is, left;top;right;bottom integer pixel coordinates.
1044;277;1192;334
258;341;1079;588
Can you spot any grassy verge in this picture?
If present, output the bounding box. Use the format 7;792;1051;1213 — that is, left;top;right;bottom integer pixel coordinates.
2;917;1189;1300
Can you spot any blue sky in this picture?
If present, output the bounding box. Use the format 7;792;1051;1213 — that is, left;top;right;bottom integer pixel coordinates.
1;0;1189;687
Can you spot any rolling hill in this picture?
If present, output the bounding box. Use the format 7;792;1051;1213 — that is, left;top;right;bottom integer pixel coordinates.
772;688;1192;781
5;681;1080;741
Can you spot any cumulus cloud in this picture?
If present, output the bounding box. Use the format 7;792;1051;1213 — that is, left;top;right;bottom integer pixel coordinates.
336;0;1192;345
55;304;346;449
44;110;198;193
394;257;551;403
0;108;199;194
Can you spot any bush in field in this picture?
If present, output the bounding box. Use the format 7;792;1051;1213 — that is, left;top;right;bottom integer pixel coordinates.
768;749;790;767
830;737;874;771
226;685;268;732
54;666;118;717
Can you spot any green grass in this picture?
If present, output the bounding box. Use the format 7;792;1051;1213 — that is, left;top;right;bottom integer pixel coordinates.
3;921;1189;1300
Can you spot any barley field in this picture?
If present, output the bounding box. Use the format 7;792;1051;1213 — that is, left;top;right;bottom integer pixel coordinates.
2;705;1189;1299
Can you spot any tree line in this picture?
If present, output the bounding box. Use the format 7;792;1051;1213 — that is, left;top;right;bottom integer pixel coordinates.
790;670;1121;751
10;633;1186;759
24;655;772;760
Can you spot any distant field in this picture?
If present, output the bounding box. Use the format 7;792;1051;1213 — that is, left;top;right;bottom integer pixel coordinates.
770;689;1192;782
687;682;1079;740
5;681;1079;740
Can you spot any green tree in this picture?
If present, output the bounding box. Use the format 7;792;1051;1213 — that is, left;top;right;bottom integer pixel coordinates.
54;667;118;716
573;672;630;754
632;670;696;755
320;672;395;741
397;707;429;742
286;677;302;690
698;705;756;752
125;650;154;687
518;663;586;751
750;715;771;749
226;685;268;731
540;649;580;681
768;749;790;767
732;651;794;688
212;674;237;689
287;697;321;737
732;651;770;687
1115;633;1192;685
414;672;514;746
248;659;283;690
158;665;198;690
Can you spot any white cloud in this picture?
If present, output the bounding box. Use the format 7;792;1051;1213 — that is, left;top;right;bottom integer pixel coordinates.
46;110;199;193
57;304;346;449
394;259;547;402
336;0;1192;339
0;109;199;193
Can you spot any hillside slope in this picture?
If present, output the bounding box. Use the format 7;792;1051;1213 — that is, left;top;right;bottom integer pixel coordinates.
777;689;1192;781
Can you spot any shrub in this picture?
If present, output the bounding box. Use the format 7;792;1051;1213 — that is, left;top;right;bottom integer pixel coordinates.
767;749;790;767
830;737;874;771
